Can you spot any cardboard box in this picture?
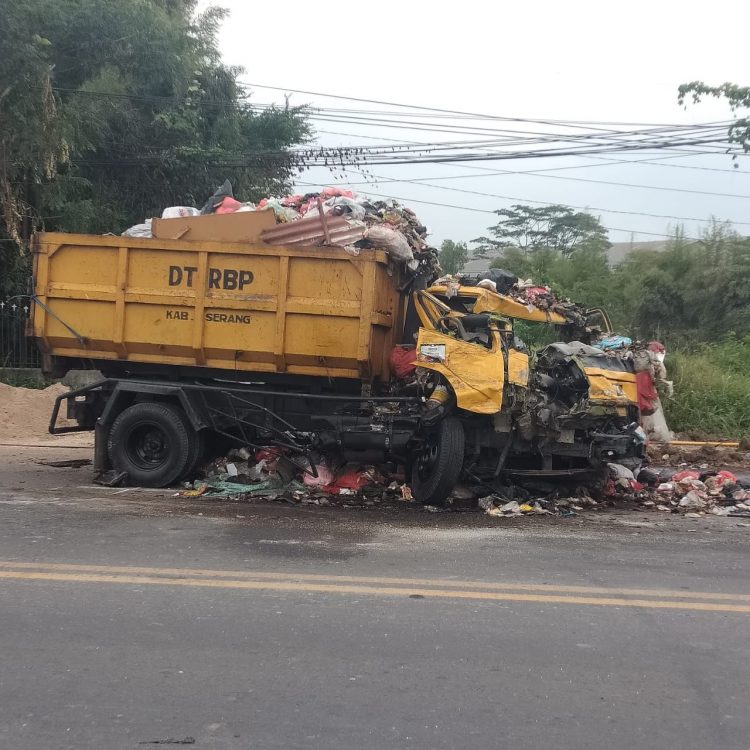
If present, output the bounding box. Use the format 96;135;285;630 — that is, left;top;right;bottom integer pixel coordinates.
151;209;277;243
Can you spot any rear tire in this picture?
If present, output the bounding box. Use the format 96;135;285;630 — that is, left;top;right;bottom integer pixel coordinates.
108;402;193;487
180;428;206;480
411;417;465;506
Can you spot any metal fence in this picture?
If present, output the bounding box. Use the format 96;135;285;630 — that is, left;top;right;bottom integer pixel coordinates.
0;298;41;369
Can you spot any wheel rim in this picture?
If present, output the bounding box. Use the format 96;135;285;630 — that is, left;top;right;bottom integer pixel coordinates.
125;422;170;471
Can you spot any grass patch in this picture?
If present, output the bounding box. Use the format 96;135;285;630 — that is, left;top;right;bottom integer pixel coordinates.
0;372;49;389
664;337;750;440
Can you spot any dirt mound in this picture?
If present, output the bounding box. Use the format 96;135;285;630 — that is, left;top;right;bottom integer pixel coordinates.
0;383;76;440
648;441;750;469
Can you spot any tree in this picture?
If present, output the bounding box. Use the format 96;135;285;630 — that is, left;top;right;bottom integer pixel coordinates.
0;0;310;296
438;239;469;275
678;82;750;154
612;221;750;341
472;204;610;259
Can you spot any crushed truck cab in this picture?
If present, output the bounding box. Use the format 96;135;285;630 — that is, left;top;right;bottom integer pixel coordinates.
414;286;643;483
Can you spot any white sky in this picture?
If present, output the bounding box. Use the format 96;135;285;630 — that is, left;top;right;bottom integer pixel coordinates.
211;0;750;248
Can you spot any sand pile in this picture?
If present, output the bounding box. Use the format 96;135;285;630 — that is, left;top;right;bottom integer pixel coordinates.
0;383;77;440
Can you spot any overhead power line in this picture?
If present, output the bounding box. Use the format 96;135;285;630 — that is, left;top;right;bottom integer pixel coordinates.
316;129;750;176
324;160;750;200
294;179;699;240
329;166;750;227
240;82;727;136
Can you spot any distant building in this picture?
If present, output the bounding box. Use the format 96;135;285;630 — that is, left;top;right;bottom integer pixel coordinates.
461;257;493;274
608;240;671;265
459;239;673;274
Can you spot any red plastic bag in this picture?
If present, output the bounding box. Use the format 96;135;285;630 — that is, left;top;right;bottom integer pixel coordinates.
216;196;242;214
303;464;335;487
321;468;373;494
672;470;700;482
255;447;283;472
523;286;549;303
331;469;371;491
320;187;354;200
636;371;659;416
716;470;737;486
389;345;417;379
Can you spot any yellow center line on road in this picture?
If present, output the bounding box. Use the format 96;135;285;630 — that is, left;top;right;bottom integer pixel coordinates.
0;560;747;603
0;567;748;613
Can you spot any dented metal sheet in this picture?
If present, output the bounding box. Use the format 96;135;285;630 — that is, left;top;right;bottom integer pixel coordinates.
260;215;366;247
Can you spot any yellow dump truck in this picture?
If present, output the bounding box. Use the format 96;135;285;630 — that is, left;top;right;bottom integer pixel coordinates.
32;230;643;503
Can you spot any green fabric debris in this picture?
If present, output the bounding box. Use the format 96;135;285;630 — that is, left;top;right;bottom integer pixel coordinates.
202;477;305;497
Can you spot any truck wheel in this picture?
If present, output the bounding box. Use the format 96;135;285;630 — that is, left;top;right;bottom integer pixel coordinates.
411;417;465;506
108;402;193;487
180;428;206;480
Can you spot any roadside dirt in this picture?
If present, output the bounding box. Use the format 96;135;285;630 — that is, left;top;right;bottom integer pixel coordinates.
648;441;750;470
0;382;79;441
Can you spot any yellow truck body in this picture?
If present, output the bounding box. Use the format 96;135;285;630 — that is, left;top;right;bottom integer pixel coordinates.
32;233;403;380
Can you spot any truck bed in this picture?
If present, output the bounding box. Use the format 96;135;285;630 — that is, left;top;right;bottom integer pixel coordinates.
32;232;404;381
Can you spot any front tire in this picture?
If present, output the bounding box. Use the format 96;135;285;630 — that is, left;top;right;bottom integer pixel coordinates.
108;402;194;487
411;417;465;506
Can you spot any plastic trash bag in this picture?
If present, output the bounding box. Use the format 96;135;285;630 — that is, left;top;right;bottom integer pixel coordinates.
263;198;301;223
642;402;674;442
121;218;152;238
316;196;366;221
161;206;199;219
364;225;414;263
594;335;633;351
215;196;242;214
319;187;354;200
303;465;335;487
483;268;517;294
200;179;233;214
389;345;417;379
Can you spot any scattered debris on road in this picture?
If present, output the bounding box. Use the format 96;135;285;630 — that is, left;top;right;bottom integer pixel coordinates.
174;444;750;521
137;739;195;746
179;447;413;510
36;458;92;468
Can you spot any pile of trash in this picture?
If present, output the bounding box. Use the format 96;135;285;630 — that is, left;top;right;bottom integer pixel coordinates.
258;185;439;274
511;280;588;326
122;180;438;276
593;335;671;388
472;461;749;520
176;439;749;521
592;336;675;442
634;467;750;518
179;446;413;508
258;186;430;252
476;486;602;518
439;268;591;328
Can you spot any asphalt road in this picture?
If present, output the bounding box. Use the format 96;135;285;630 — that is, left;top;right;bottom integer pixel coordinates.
1;443;749;750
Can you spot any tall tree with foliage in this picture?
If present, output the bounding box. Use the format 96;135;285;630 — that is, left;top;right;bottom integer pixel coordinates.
0;0;310;295
678;81;750;154
613;222;750;341
473;204;610;259
438;239;469;275
473;204;613;309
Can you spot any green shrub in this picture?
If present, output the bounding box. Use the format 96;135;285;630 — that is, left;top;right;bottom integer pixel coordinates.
0;372;48;389
664;338;750;439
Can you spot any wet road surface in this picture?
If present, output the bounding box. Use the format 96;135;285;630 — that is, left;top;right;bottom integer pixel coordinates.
1;444;748;749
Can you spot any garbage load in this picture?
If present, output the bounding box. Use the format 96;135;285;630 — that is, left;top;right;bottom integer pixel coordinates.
121;180;439;276
455;269;593;329
592;336;675;442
